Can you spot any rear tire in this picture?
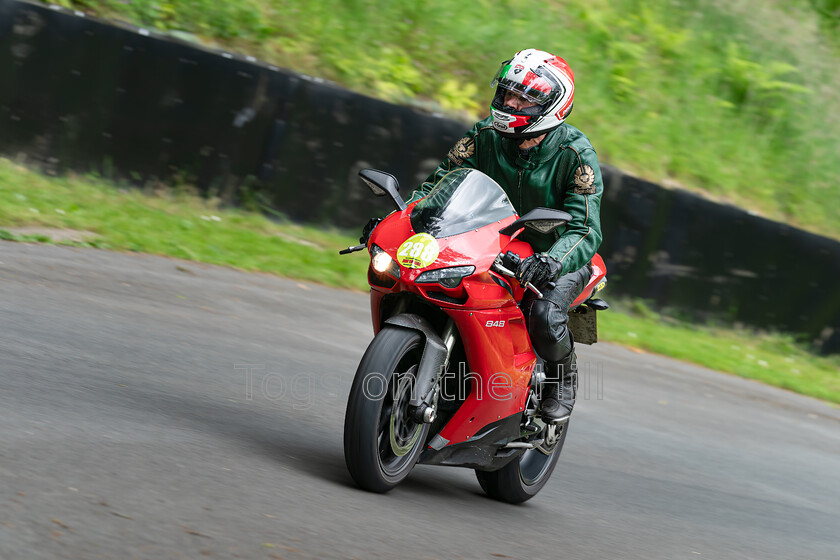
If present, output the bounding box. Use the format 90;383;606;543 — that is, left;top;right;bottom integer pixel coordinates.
475;421;569;504
344;326;430;493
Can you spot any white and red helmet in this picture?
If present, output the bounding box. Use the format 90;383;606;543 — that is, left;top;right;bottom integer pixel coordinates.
490;49;575;139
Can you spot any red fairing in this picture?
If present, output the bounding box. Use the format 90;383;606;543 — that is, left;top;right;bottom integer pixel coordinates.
435;308;535;445
571;253;607;308
368;204;530;322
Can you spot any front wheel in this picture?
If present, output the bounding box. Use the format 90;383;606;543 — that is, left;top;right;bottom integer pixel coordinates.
344;326;430;492
475;421;569;504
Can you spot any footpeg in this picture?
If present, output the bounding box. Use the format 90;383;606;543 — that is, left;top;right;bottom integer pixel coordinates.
522;423;541;434
504;439;544;449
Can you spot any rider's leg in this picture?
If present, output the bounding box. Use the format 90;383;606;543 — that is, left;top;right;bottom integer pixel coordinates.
524;264;591;423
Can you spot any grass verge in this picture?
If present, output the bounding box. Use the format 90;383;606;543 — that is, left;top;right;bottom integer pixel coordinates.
0;158;370;291
601;300;840;405
1;156;837;405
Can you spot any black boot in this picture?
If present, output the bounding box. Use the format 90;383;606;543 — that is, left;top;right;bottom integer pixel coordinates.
540;353;577;424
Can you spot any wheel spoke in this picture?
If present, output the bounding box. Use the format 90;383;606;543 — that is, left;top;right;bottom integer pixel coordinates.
378;402;392;433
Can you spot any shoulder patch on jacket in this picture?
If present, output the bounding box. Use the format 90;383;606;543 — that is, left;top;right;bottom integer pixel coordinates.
448;136;475;165
573;164;596;194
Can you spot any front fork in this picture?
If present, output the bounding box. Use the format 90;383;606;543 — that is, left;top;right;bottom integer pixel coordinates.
441;319;458;366
382;308;456;425
411;318;457;424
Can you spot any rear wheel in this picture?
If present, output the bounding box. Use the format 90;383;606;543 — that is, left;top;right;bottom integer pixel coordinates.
475;421;569;504
344;326;430;492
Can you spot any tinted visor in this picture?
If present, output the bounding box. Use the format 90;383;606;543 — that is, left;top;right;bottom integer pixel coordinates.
491;62;560;106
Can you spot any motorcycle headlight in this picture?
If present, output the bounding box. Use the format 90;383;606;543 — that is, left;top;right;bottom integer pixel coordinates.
415;265;475;288
370;244;400;279
372;251;393;273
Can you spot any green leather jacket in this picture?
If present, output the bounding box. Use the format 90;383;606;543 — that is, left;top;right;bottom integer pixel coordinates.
408;116;603;274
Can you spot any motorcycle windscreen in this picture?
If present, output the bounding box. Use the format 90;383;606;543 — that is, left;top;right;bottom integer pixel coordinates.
410;168;515;238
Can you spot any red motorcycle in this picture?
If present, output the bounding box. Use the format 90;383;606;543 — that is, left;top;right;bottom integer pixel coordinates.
341;168;607;503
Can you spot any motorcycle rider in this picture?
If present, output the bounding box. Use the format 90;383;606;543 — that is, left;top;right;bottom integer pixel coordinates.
362;49;603;424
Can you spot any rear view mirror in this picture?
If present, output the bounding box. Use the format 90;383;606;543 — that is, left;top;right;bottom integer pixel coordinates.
359;169;406;211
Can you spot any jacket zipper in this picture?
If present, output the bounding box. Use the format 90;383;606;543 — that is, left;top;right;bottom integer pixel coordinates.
517;169;523;212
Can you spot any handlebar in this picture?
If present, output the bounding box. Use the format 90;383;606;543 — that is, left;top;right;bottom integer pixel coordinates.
339;244;366;255
492;252;553;299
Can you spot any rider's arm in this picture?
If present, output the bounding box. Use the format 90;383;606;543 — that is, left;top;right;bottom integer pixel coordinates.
405;119;486;204
545;146;604;273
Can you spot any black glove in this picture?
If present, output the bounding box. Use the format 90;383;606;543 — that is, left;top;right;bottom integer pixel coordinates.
359;217;382;245
515;254;562;290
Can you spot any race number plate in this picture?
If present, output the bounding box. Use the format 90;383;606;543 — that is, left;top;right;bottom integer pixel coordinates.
396;233;439;269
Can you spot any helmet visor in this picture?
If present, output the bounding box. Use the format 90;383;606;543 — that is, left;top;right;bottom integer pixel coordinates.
491;62;558;106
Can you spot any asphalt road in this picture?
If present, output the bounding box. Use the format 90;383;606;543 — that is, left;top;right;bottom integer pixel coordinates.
1;241;839;560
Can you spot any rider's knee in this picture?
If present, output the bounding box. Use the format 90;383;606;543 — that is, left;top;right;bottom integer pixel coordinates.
527;299;572;362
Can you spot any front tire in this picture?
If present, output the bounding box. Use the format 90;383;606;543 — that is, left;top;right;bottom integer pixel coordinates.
475;421;569;504
344;326;430;492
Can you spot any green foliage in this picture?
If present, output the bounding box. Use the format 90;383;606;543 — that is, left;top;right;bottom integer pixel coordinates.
84;0;266;39
812;0;840;24
329;46;424;102
435;79;481;114
719;43;811;119
628;298;660;321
